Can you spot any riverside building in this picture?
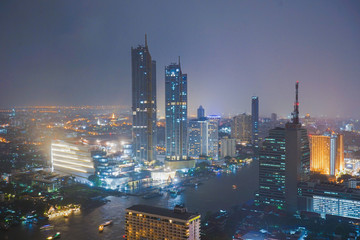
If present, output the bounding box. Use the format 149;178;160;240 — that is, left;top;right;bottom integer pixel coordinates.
125;204;201;240
131;35;157;162
51;140;94;183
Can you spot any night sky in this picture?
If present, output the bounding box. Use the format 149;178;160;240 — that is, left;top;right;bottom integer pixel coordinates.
1;0;359;118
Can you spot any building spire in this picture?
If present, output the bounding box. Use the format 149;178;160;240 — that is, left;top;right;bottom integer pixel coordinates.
292;81;300;124
178;56;181;68
145;33;148;48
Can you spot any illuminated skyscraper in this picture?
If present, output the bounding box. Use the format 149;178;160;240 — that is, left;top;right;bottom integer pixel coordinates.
257;127;287;209
165;58;194;169
309;133;344;176
188;119;208;158
231;113;252;143
207;115;220;160
252;96;259;159
131;35;157;162
256;82;310;212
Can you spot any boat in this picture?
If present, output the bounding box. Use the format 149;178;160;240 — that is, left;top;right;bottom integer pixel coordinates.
99;220;112;232
103;220;113;226
46;232;61;239
40;224;54;230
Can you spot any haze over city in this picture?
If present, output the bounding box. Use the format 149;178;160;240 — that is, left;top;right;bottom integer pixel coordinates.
2;1;360;240
1;0;360;118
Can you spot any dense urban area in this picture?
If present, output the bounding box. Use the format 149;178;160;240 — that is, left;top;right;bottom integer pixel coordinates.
1;1;360;239
0;101;360;239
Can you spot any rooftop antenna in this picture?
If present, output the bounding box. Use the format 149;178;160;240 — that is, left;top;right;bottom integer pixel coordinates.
145;33;148;48
178;56;181;68
292;81;300;124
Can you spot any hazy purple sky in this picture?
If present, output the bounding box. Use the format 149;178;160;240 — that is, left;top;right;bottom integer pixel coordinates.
1;0;359;118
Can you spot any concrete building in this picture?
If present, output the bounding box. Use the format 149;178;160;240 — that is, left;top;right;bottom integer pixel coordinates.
188;112;219;160
309;133;344;176
131;35;157;162
271;113;277;122
207;115;220;160
298;182;360;220
188;119;208;158
256;82;310;212
51;140;94;182
220;138;236;158
231;113;252;143
125;204;201;240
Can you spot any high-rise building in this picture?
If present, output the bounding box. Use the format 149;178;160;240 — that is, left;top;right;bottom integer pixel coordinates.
309;133;344;176
271;113;277;122
256;82;310;212
207;115;220;160
252;96;259;159
257;127;287;209
220;138;236;158
231;113;252;143
197;105;205;119
125;204;201;240
188;119;208;158
131;35;157;162
51;140;94;183
188;107;219;160
165;58;194;169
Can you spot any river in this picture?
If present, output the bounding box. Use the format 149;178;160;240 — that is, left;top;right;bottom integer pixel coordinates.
1;162;258;240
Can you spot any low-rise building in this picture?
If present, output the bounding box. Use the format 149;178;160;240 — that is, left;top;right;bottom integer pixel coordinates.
298;181;360;220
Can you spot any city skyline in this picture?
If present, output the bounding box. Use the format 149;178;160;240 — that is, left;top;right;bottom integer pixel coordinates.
1;1;360;239
1;1;360;118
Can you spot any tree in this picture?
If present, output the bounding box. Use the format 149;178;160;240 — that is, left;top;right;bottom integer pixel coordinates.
88;175;102;187
337;173;352;183
310;173;329;183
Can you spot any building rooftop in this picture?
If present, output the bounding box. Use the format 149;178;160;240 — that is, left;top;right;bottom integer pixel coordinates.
126;204;200;221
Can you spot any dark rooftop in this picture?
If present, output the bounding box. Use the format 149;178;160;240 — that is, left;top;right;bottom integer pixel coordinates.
126;204;200;221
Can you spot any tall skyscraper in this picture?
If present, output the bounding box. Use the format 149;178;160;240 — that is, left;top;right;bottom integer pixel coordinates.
197;105;205;119
309;133;344;176
256;82;310;212
188;106;219;160
257;127;287;209
207;115;220;160
165;58;194;169
188;119;208;158
251;96;259;159
131;35;157;162
231;113;252;143
271;113;277;122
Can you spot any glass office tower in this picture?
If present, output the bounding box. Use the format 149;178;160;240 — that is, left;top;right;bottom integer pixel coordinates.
131;35;156;162
165;60;187;159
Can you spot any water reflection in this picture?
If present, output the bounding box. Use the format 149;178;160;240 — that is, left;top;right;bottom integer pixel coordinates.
2;162;258;240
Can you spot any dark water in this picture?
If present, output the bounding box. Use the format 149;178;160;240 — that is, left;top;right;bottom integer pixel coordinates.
1;163;258;240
